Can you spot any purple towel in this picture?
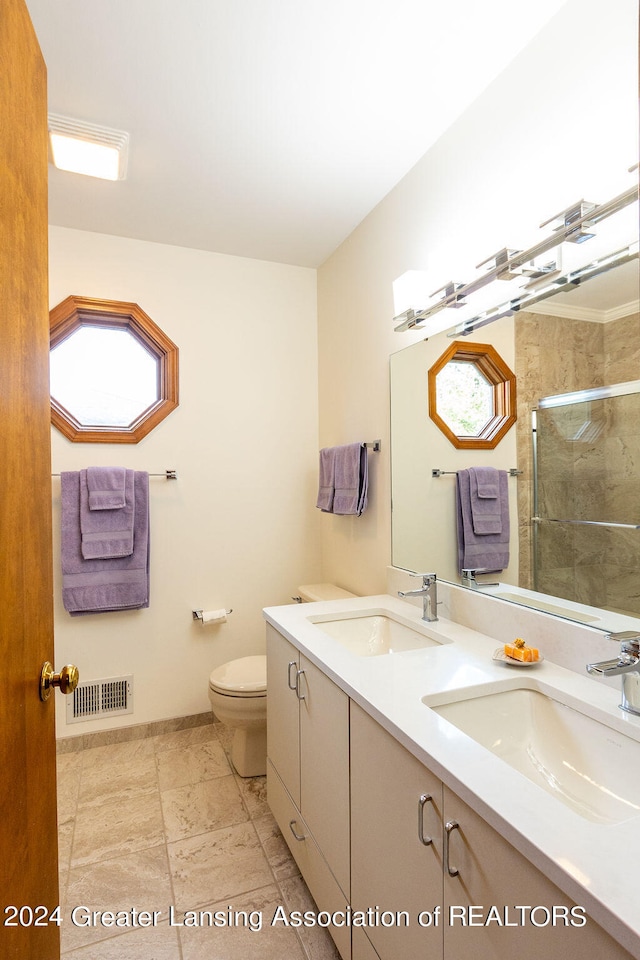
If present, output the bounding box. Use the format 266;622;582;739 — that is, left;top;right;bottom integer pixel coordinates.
87;466;127;510
456;468;509;573
333;443;368;516
80;468;135;559
468;466;502;535
316;447;336;512
61;470;150;615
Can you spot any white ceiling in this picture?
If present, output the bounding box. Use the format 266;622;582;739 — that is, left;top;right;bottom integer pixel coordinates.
26;0;571;267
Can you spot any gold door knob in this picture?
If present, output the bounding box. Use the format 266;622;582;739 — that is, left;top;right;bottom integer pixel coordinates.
40;662;79;701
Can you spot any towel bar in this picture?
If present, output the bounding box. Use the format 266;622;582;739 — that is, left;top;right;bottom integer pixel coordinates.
52;469;178;479
432;467;521;478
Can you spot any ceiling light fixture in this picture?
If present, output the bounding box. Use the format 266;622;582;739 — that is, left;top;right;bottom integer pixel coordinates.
48;113;129;181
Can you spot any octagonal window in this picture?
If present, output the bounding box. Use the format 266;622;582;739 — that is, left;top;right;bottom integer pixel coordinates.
435;360;494;437
428;341;516;449
49;296;179;443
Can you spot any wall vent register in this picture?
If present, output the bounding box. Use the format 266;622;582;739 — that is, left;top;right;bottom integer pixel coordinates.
66;674;134;723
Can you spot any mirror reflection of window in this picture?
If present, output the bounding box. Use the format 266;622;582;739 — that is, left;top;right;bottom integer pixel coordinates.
428;340;516;449
50;325;159;427
435;360;493;437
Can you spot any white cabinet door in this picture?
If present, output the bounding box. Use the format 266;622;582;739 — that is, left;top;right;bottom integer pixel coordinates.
350;702;444;960
299;653;351;899
443;784;634;960
266;623;300;807
266;624;351;945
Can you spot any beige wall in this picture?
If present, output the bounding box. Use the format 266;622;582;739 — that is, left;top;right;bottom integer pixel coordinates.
50;226;320;738
317;0;638;596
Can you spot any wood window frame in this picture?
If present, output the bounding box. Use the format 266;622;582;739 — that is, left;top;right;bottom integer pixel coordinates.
428;340;516;449
49;295;179;443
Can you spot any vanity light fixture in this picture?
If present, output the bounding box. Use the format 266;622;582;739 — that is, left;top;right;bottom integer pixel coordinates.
541;200;597;244
393;177;639;334
48;113;129;181
457;239;639;336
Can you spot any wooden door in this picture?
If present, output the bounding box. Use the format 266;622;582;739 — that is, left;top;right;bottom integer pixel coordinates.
0;2;59;958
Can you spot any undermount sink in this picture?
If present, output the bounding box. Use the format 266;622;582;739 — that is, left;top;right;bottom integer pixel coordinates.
308;608;451;657
424;682;640;824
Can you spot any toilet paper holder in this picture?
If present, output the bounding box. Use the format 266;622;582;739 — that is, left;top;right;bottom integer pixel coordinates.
192;608;233;621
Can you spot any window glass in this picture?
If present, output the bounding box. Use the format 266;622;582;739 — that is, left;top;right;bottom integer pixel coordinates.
50;325;159;427
435;360;493;436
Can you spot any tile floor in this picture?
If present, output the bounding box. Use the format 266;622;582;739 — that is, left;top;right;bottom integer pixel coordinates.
56;721;341;959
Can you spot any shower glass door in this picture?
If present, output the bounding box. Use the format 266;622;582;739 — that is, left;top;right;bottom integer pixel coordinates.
533;380;640;617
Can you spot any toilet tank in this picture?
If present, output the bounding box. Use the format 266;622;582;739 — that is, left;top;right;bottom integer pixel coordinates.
297;583;357;602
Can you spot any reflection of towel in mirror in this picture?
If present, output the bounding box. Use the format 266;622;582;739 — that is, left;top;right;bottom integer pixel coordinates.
468;466;502;535
61;470;150;615
80;468;135;558
456;468;509;573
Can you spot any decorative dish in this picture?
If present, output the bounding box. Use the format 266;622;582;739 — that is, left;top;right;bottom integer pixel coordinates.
493;647;544;667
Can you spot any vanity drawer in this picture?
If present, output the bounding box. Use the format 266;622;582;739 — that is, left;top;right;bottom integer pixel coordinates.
267;758;351;959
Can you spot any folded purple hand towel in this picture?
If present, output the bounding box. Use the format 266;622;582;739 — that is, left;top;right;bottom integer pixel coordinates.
471;465;498;499
80;468;135;559
468;466;502;535
61;470;150;615
87;466;127;510
316;447;336;512
333;443;368;516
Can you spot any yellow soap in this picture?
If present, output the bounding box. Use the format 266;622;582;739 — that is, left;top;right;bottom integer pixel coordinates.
504;638;539;662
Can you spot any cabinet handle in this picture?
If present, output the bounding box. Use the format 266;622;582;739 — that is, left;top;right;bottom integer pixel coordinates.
295;668;306;701
418;793;433;846
287;661;298;690
444;820;460;877
289;819;305;841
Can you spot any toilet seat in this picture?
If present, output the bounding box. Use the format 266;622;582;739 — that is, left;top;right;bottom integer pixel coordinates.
209;655;266;698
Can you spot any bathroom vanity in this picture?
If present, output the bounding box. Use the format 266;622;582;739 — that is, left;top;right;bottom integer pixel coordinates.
264;593;640;960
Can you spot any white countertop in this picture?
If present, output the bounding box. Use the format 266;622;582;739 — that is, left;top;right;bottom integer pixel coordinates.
263;594;640;959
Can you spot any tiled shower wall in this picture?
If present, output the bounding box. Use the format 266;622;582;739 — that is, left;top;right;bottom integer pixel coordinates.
515;309;640;614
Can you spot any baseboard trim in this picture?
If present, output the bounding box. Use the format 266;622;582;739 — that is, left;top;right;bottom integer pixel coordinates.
56;711;214;754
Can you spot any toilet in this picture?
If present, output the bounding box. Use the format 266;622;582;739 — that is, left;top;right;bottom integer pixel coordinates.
209;655;267;778
208;583;356;778
296;583;357;603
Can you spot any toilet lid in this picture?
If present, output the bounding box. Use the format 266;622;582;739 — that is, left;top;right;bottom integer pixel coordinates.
209;655;267;696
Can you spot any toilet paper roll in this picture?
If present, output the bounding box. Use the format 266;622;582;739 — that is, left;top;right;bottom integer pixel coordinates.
201;608;228;625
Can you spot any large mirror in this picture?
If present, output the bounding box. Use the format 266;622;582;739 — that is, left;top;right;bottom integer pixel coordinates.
390;200;640;633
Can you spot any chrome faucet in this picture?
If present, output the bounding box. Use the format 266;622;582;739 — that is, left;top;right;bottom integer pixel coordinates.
586;631;640;716
461;568;499;590
398;573;438;622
